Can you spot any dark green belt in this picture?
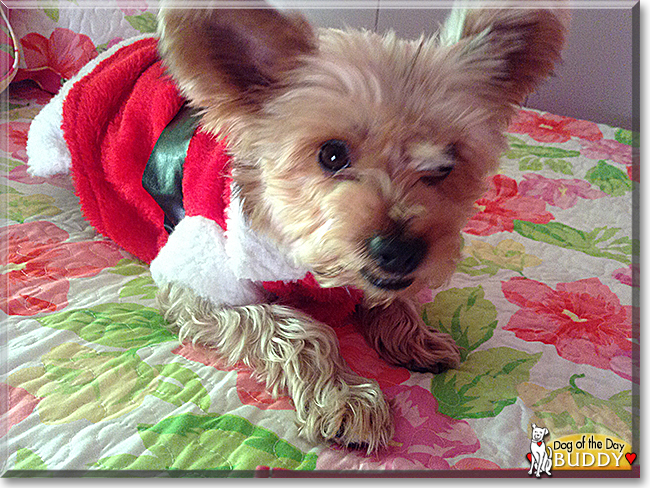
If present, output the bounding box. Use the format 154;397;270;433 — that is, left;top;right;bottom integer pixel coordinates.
142;105;200;233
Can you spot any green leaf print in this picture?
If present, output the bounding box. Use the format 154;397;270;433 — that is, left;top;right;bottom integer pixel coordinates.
7;343;161;424
519;374;637;445
43;8;59;22
1;187;62;223
457;239;542;277
125;12;158;33
93;413;318;471
544;158;574;175
13;448;48;470
504;136;580;159
7;342;212;424
120;276;158;300
518;155;544;172
513;220;635;264
517;156;574;175
431;347;542;419
151;363;212;412
585;160;634;196
110;258;149;276
0;157;24;172
8;106;42;121
109;259;158;298
422;286;498;362
37;302;176;350
615;128;640;147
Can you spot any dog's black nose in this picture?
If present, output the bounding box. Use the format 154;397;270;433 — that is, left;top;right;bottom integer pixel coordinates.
367;233;428;275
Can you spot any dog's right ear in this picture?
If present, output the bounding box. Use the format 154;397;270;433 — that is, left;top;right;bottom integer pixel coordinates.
439;1;569;124
157;2;316;135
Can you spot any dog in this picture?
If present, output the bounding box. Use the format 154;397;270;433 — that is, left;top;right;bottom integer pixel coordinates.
26;0;568;453
528;424;553;477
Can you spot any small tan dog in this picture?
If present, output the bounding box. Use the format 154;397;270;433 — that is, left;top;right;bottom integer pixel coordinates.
156;0;568;452
27;0;568;453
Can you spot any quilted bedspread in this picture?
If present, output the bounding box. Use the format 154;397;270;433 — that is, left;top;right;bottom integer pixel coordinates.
1;4;639;477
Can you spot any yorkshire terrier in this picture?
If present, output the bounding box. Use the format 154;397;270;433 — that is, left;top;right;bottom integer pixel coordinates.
27;0;568;453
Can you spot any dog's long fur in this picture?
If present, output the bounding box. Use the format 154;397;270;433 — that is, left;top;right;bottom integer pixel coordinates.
154;0;568;452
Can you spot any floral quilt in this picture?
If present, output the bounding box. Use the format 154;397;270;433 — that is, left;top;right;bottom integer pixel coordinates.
1;3;639;477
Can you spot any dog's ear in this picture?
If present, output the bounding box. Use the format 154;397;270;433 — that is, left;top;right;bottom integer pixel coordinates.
440;2;569;120
157;2;316;134
544;428;549;436
532;423;537;431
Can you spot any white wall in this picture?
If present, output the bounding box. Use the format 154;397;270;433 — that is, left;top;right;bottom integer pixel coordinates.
295;2;637;130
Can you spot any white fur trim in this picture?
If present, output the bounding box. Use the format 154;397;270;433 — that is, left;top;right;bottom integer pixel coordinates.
224;193;308;282
26;34;158;177
150;215;265;307
25;95;70;177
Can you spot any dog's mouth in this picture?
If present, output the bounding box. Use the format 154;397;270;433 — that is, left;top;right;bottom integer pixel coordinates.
360;268;414;291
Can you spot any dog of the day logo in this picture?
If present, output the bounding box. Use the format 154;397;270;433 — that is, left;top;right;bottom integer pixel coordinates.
526;424;636;476
527;424;553;477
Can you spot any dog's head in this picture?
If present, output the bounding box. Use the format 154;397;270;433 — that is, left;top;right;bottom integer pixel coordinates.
158;1;568;305
531;423;550;442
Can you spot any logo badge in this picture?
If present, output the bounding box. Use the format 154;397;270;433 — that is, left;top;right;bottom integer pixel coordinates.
527;423;553;478
526;424;635;473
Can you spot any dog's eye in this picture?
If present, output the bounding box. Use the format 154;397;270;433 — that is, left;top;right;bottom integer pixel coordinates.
318;139;351;172
419;164;454;186
444;142;460;161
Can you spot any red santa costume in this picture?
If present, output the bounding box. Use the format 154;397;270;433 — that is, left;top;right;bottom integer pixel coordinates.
26;35;362;327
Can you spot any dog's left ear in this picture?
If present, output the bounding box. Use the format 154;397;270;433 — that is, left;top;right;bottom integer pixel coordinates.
157;2;316;134
440;2;570;121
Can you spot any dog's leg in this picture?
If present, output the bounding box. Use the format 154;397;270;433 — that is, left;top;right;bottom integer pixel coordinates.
157;282;393;453
544;446;553;476
358;297;461;374
535;453;543;477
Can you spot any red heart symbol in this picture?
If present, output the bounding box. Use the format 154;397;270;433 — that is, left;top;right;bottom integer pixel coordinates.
625;453;637;465
527;453;532;462
537;441;543;446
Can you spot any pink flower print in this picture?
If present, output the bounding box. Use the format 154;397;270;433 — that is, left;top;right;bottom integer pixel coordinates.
451;458;502;470
171;343;295;410
384;385;480;461
4;164;75;192
508;110;603;143
464;175;554;236
415;287;434;304
1;221;124;316
107;37;125;50
8;82;54;105
502;277;633;381
627;164;639;183
335;323;411;390
318;384;480;470
0;383;41;438
518;174;606;209
18;29;97;92
580;138;633;166
0;122;30;162
116;0;150;16
612;264;639;287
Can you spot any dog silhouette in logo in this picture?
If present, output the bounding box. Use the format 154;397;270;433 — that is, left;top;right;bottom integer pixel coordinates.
528;423;553;477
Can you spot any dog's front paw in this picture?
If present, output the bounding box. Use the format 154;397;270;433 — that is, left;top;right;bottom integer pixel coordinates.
359;298;461;375
300;375;393;454
331;386;394;453
399;328;461;374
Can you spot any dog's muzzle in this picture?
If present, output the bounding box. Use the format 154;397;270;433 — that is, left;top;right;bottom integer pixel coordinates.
362;233;427;290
